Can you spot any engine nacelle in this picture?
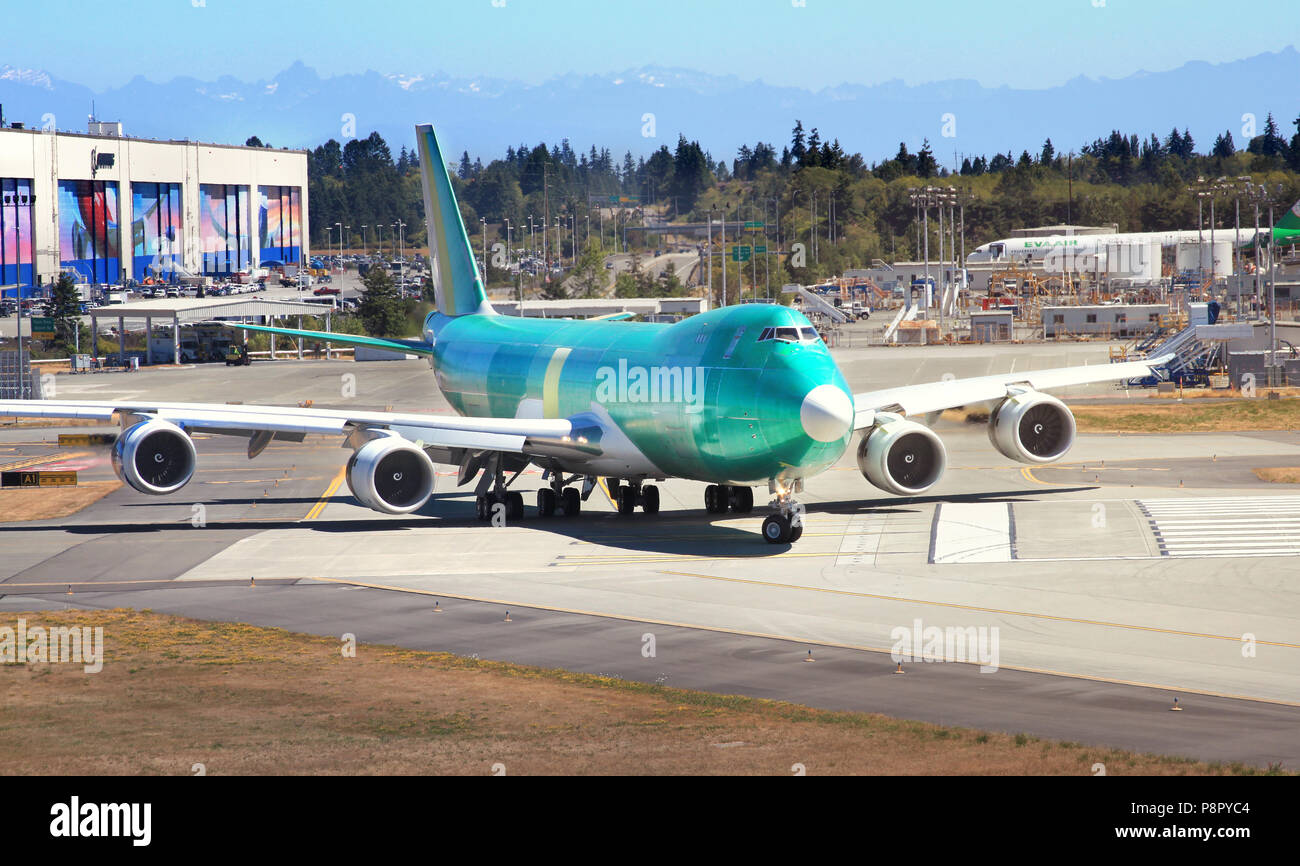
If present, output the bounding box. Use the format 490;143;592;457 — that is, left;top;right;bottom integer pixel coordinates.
346;435;436;515
987;390;1076;464
111;419;197;495
856;416;947;496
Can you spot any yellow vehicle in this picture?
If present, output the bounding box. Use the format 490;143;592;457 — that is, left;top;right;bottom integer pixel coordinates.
224;345;252;366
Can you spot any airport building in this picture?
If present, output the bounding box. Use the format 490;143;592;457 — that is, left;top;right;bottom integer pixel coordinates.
0;119;308;296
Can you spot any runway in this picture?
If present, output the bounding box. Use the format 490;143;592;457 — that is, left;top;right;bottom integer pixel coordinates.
3;342;1300;768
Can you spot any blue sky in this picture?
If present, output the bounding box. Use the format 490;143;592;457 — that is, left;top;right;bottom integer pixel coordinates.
12;0;1299;90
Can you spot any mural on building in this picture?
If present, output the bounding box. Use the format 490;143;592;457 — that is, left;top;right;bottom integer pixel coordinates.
1;178;35;290
58;179;121;284
199;184;250;275
131;182;184;282
258;185;302;265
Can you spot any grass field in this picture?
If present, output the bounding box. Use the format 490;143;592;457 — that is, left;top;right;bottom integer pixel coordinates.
1254;467;1300;483
0;481;121;522
0;609;1282;776
949;397;1300;433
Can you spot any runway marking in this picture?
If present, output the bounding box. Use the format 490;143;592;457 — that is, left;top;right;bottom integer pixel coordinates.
930;502;1013;564
1140;496;1300;558
302;466;346;521
0;451;90;472
295;574;1300;709
654;570;1300;650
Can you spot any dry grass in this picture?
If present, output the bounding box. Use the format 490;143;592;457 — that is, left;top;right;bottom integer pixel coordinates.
0;609;1277;776
1253;467;1300;484
0;481;122;522
945;399;1300;433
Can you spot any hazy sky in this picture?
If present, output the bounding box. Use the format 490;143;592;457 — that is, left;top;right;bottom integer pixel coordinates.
10;0;1298;90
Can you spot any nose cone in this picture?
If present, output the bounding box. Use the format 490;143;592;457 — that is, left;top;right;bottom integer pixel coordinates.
800;384;854;443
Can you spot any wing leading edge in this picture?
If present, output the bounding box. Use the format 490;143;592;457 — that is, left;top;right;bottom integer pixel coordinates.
852;354;1173;429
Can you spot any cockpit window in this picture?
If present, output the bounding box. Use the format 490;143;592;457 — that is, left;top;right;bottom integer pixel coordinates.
758;325;819;344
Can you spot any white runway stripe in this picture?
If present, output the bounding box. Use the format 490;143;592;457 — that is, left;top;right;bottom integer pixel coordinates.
1139;497;1300;558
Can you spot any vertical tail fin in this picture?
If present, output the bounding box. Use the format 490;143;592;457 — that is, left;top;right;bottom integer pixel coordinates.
415;123;494;317
1273;199;1300;233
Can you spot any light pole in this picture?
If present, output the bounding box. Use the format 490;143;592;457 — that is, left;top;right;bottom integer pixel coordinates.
480;218;487;280
334;223;342;277
360;225;368;257
394;221;407;288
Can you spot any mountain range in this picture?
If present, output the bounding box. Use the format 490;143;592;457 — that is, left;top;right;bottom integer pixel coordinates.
1;48;1297;168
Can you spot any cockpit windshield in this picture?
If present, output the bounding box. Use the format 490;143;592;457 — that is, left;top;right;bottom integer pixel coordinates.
758;325;820;344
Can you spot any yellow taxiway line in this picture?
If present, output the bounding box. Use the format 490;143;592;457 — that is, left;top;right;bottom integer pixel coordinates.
302;466;346;521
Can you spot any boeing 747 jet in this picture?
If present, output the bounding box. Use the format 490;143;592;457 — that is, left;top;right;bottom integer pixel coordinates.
0;124;1169;543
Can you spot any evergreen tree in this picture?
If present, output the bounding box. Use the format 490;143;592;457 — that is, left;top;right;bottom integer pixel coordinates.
44;272;82;353
357;266;406;337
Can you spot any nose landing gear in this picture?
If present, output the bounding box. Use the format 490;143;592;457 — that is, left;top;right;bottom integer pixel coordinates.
760;480;805;544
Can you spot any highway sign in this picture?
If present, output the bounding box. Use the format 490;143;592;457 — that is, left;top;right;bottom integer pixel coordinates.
31;317;54;340
744;221;765;230
754;245;767;254
731;246;751;262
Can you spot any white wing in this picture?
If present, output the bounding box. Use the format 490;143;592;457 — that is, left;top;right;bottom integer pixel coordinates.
0;399;578;456
852;354;1172;428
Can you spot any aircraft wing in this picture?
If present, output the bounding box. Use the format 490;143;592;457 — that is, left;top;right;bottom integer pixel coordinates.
0;399;577;456
225;323;435;356
852;354;1173;429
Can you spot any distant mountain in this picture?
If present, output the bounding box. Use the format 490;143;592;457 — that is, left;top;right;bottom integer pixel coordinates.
1;49;1296;168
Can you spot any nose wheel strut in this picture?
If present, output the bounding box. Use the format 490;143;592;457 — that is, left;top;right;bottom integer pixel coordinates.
761;481;805;544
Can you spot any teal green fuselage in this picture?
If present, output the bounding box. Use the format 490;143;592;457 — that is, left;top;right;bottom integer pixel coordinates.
424;304;853;485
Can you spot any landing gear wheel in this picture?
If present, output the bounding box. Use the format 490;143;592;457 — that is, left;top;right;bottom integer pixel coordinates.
762;514;792;544
537;488;556;517
616;485;637;516
506;491;525;522
561;487;581;517
788;521;804;542
705;484;728;514
475;495;489;521
641;484;660;515
730;487;754;513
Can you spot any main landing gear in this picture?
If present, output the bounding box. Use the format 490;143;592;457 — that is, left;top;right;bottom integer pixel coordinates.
611;480;660;516
760;482;805;545
536;474;584;518
703;484;754;515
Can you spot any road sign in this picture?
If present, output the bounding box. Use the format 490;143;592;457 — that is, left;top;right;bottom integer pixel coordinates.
754;245;767;254
744;221;765;230
31;317;54;340
731;245;751;262
1;470;78;488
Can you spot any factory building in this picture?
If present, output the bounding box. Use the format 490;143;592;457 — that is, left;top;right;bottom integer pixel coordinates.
0;118;307;296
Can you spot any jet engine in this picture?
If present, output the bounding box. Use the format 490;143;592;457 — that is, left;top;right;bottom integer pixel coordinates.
111;419;197;495
987;390;1076;464
856;415;947;496
345;435;436;514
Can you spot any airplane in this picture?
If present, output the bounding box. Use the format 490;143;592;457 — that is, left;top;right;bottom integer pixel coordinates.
0;123;1171;544
967;200;1300;268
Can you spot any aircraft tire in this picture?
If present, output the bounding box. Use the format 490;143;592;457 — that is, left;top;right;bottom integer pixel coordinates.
730;487;754;513
561;487;581;516
762;514;791;544
537;488;557;517
506;491;525;521
641;484;660;515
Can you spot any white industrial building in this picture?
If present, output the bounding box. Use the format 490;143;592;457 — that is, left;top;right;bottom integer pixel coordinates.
0;120;308;296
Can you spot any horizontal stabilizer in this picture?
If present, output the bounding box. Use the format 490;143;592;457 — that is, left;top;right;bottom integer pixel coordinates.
226;322;434;356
